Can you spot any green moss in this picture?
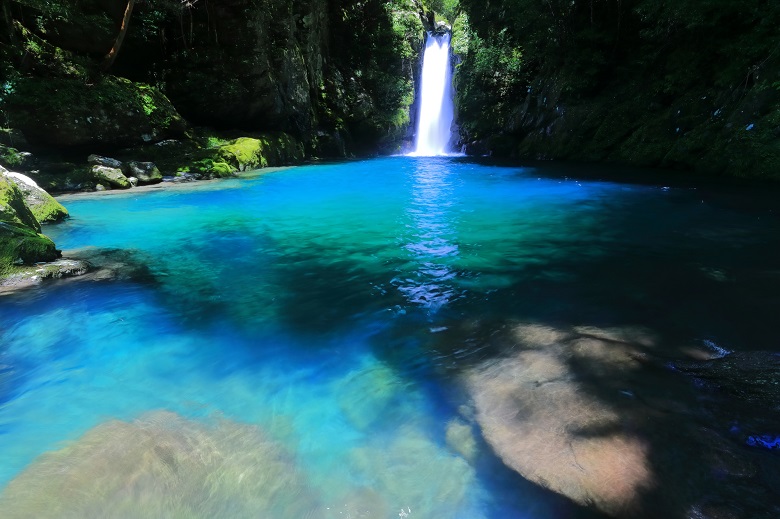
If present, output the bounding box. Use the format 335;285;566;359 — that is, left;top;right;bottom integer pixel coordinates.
28;194;68;224
0;224;59;273
219;137;266;171
0;145;24;169
3;76;186;148
190;158;237;178
0;174;40;232
216;134;304;172
209;161;235;177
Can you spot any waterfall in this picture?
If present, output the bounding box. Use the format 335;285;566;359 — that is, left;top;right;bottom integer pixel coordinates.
410;32;455;156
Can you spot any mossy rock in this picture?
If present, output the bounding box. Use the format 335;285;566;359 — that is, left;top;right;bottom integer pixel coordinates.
216;134;304;171
0;223;59;274
2;76;188;148
0;173;41;232
189;158;236;178
90;165;130;189
0;173;59;272
125;161;163;185
4;172;68;223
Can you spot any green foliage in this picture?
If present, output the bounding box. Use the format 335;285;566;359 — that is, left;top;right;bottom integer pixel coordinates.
0;144;23;168
455;26;527;139
453;0;780;176
215;134;304;172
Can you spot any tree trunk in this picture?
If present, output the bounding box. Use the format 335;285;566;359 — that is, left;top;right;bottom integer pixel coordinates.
1;0;14;43
102;0;135;71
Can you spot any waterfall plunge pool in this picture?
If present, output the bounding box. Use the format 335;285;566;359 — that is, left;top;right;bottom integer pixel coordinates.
1;156;779;518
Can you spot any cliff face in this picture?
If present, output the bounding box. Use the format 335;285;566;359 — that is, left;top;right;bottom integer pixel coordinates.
455;0;780;179
0;0;421;157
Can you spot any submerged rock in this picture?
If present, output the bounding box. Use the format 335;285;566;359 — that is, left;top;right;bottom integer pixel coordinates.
335;362;406;431
349;426;479;518
0;411;321;519
672;351;780;410
445;419;479;463
462;323;780;518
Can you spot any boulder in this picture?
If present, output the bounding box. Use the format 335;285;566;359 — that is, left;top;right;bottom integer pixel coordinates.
0;172;42;232
91;165;131;189
0;412;321;518
0;258;90;294
672;352;780;410
87;154;124;169
0;174;60;271
462;323;780;518
4;171;68;223
125;161;163;185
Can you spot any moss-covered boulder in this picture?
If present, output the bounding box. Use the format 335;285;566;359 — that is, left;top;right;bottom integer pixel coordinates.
90;165;131;189
125;161;163;185
4;171;68;223
0;169;40;232
3;76;188;148
0;173;60;273
217;135;305;171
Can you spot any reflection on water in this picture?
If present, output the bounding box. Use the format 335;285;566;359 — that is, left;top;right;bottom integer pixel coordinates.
1;157;780;518
396;158;461;312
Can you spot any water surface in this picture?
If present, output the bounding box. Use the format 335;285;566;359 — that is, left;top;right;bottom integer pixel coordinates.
2;157;779;517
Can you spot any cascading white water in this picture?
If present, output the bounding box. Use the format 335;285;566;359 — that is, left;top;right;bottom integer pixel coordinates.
410;32;455;156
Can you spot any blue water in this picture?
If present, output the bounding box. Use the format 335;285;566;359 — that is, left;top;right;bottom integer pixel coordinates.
2;157;780;517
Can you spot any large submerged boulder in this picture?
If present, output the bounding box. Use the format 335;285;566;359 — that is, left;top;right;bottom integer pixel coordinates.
462;323;780;518
0;411;321;518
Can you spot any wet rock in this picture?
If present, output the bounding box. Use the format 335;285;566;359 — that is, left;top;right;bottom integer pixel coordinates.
90;165;131;189
62;247;155;283
125;161;163;185
672;352;780;410
0;259;90;294
4;171;69;223
0;411;321;519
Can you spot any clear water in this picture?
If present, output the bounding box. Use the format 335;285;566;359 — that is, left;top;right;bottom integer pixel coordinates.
1;157;780;517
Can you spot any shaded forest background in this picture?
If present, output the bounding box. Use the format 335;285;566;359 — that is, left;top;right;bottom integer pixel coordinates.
0;0;778;178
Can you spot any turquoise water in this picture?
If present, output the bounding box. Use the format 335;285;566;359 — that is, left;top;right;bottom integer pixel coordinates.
2;157;780;517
